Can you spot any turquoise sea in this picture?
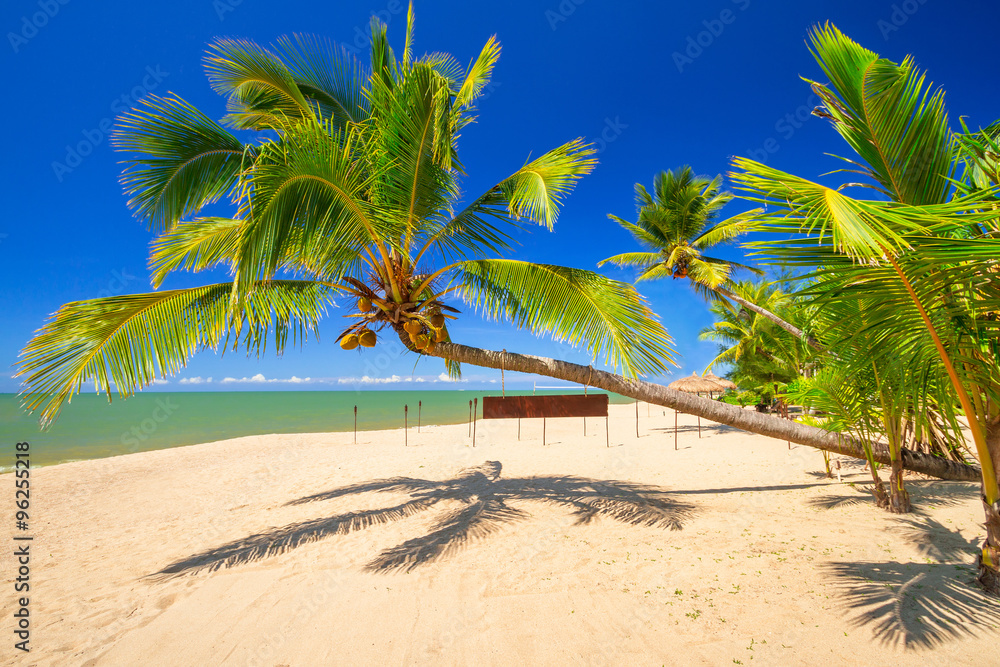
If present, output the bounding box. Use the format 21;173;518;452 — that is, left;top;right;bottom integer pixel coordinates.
0;390;631;469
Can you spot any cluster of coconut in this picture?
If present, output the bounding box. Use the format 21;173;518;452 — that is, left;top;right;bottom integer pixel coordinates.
339;328;376;350
403;311;447;351
339;297;448;352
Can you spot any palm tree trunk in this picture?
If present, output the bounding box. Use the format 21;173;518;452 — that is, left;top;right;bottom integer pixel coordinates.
980;417;1000;594
715;286;825;352
428;341;981;483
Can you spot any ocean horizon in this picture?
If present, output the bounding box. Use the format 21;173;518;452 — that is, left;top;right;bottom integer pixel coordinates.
0;390;632;469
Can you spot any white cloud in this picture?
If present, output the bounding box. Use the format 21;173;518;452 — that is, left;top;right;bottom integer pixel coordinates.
221;373;267;384
152;378;169;385
434;373;469;383
179;376;212;385
338;375;405;385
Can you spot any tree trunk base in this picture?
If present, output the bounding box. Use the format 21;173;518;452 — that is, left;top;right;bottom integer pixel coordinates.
979;497;1000;596
872;479;890;509
977;548;1000;596
888;459;911;514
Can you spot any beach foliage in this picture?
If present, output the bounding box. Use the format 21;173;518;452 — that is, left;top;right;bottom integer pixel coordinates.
730;22;1000;589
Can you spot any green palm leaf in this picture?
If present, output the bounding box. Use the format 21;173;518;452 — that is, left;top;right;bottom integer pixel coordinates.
112;94;252;231
806;22;953;205
457;259;676;376
149;217;243;287
17;282;335;426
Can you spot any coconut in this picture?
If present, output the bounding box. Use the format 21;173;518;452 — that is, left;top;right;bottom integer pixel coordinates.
340;334;360;350
404;320;422;335
358;297;372;312
414;334;429;350
435;327;447;342
359;330;377;347
429;313;445;329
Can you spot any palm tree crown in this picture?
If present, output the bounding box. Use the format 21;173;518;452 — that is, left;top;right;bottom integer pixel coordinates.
16;7;674;426
599;166;760;299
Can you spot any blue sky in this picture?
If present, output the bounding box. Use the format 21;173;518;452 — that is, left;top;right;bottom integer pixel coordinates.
2;0;998;394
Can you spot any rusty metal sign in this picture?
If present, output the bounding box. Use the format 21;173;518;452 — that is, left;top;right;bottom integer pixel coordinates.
482;394;609;419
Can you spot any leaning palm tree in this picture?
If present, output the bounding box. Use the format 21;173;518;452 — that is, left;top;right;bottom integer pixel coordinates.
15;10;981;486
731;23;1000;591
17;12;674;424
599;167;822;350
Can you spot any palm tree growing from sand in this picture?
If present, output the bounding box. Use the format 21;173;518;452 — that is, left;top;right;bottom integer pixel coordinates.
15;9;982;487
730;23;1000;591
599;167;823;351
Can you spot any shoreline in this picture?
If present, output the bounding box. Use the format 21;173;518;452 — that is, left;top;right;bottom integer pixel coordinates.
3;403;997;665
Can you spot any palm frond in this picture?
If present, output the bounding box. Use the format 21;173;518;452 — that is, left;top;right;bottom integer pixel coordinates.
17;281;334;426
457;259;676;376
806;23;953;205
148;217;242;287
112;94;251;231
499;139;597;229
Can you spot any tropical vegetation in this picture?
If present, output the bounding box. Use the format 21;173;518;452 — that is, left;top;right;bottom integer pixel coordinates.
13;8;997;594
728;23;1000;592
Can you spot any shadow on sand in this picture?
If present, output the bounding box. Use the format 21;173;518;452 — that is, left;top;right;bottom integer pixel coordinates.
151;461;696;578
805;479;978;512
811;479;999;648
825;558;1000;649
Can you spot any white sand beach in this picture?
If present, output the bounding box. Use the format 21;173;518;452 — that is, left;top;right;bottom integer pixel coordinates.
3;404;998;666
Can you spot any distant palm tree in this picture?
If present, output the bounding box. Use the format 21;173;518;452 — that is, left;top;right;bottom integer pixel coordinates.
699;280;809;387
599;167;822;350
153;461;695;575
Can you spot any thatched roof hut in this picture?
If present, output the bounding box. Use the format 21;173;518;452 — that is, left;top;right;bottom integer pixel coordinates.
703;372;737;391
667;374;725;394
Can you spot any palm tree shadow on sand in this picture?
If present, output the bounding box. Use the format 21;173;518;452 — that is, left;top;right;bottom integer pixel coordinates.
151;461;696;578
825;558;1000;649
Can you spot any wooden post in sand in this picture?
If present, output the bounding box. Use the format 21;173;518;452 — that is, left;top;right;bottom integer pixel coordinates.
606;414;609;448
468;400;473;437
354;405;357;444
674;409;678;450
473;398;478;447
635;400;639;438
404;404;408;446
418;400;422;433
543;416;546;446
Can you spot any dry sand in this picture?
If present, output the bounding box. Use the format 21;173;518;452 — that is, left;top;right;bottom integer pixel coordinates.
2;403;998;666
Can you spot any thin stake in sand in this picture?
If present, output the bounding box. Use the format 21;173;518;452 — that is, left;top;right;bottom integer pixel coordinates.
354;405;357;444
404;404;408;447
